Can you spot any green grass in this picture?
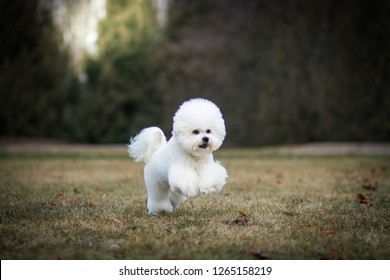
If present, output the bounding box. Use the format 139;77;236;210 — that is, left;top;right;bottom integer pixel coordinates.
0;147;389;259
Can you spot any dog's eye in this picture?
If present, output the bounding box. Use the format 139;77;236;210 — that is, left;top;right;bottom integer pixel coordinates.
192;130;200;135
206;129;211;134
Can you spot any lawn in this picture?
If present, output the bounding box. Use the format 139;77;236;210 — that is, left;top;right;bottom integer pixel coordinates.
0;146;389;259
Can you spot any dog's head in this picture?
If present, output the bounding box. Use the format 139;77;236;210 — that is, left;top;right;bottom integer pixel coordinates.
172;98;226;156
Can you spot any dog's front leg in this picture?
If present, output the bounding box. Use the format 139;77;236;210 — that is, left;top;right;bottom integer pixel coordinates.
198;161;228;194
168;164;199;198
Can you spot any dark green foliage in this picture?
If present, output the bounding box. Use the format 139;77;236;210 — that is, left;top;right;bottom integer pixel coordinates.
0;0;73;139
0;0;389;145
65;0;164;143
161;0;390;145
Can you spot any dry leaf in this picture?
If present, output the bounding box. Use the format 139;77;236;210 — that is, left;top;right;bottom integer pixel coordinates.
54;252;64;260
355;193;372;206
55;193;64;200
356;192;367;201
250;250;269;260
225;211;250;226
73;188;81;194
233;211;249;226
238;211;247;217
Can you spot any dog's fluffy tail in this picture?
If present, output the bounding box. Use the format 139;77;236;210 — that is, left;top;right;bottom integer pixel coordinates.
128;127;166;164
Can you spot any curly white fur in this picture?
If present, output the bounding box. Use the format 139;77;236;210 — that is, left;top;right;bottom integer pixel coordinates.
128;98;228;214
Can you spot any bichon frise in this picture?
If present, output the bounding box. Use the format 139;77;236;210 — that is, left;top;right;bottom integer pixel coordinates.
128;98;228;214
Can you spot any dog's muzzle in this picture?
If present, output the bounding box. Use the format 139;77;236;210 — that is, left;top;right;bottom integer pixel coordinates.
199;137;209;149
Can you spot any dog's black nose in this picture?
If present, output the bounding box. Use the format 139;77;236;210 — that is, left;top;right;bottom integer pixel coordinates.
202;136;209;143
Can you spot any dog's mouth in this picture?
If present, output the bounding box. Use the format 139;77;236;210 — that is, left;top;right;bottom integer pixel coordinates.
199;143;208;149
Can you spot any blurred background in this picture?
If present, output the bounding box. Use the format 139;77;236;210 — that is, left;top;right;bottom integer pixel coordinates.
1;0;389;146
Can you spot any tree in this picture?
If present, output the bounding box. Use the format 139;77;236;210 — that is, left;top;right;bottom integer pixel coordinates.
66;0;165;143
0;0;73;139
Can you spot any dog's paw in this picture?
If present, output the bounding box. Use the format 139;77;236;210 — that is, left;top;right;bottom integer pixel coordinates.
171;181;199;198
168;165;200;198
199;186;216;194
147;203;174;215
180;186;199;198
199;183;223;194
198;162;227;194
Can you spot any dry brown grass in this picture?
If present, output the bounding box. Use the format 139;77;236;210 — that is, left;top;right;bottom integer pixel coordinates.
0;147;389;259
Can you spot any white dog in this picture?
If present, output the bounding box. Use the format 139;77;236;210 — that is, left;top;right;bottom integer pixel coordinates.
128;98;228;214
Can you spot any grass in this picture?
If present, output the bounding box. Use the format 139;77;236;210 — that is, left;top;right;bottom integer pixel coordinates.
0;147;389;259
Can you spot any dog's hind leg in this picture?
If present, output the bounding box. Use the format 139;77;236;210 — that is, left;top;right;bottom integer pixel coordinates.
145;175;173;215
169;191;188;210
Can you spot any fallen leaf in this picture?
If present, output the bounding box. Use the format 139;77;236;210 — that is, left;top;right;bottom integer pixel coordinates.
238;211;247;217
48;202;56;207
233;211;249;226
73;188;81;194
355;193;372;206
55;193;64;200
250;250;269;260
54;252;64;260
356;192;367;201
